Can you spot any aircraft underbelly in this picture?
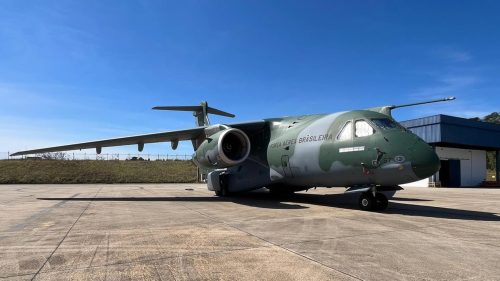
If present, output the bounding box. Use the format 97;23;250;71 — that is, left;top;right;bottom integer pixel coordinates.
279;160;420;187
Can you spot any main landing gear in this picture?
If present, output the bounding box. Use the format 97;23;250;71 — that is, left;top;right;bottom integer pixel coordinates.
214;174;230;197
358;192;388;211
214;186;229;197
267;187;296;197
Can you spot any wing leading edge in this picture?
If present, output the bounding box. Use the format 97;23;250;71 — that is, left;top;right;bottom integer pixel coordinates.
10;127;205;156
10;119;268;157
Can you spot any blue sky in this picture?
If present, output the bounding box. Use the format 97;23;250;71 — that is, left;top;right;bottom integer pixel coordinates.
1;1;499;156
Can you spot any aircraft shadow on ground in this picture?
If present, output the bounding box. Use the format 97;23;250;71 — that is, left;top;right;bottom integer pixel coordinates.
38;190;500;221
390;197;433;202
38;194;307;210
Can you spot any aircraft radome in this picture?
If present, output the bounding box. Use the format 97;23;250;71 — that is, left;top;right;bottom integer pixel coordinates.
12;97;456;211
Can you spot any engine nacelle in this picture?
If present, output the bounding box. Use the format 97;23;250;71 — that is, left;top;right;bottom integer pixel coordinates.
193;128;251;169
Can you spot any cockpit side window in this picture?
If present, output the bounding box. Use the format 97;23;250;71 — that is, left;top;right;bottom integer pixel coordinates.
371;118;401;130
337;121;352;141
355;120;374;137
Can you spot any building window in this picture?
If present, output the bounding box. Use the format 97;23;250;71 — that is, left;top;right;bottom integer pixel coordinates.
337;121;352;141
355;120;374;137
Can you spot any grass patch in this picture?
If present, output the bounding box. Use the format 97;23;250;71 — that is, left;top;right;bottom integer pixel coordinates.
0;160;198;184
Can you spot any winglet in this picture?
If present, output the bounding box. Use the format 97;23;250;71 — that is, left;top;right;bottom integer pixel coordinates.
369;97;456;116
153;101;235;127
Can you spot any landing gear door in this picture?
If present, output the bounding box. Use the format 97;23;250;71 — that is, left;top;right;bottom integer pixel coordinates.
281;155;293;178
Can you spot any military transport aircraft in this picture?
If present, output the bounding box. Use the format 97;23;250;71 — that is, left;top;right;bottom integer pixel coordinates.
11;97;455;211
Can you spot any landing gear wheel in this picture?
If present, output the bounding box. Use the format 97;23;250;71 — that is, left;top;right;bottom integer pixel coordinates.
358;193;376;211
375;193;388;211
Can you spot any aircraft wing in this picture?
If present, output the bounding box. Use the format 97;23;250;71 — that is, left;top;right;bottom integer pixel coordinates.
10;127;205;156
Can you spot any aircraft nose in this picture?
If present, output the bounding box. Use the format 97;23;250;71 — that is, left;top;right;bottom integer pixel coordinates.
411;141;440;179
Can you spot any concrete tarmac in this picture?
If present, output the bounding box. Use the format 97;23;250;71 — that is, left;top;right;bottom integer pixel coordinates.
1;184;499;281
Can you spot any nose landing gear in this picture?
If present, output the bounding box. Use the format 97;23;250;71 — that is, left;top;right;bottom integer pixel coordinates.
358;192;388;211
346;185;398;211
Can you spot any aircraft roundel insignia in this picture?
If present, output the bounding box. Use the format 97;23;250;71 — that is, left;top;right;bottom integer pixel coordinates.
394;155;406;163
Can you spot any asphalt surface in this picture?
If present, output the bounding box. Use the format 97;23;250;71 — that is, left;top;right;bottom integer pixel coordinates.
1;184;499;281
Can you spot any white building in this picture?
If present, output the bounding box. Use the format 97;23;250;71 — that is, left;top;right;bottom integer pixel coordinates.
400;115;500;187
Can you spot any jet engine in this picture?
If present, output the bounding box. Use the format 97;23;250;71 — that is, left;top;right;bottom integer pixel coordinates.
193;128;251;169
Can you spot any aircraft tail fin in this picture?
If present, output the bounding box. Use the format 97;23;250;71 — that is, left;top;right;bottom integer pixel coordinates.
153;101;235;127
370;97;456;116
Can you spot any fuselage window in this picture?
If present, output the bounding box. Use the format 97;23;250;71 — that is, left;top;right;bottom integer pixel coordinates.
337;121;352;141
355;120;374;137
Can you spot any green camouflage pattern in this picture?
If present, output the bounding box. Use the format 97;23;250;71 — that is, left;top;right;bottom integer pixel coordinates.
12;98;447;193
263;109;439;188
195;108;439;191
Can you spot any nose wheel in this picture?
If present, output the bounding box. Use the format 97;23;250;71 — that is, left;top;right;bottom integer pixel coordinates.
358;192;388;211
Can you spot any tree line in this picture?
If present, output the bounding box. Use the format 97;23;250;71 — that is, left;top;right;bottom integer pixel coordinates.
470;112;499;171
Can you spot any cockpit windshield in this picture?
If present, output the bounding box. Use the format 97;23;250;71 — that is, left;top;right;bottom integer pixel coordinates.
371;118;402;130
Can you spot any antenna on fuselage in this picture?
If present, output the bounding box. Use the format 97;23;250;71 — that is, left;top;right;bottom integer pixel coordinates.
370;97;456;116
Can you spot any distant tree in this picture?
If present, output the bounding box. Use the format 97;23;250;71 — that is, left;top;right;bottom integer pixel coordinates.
483;112;500;124
474;112;500;170
487;152;496;171
40;152;67;160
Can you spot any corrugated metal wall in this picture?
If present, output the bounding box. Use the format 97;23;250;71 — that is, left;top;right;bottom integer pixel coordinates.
400;114;500;150
407;124;441;143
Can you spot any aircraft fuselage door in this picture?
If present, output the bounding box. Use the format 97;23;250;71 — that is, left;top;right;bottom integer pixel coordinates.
281;155;293;178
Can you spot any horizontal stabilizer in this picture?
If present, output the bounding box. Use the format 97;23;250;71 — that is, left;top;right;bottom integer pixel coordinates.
153;105;235;118
153;101;234;126
153;106;200;111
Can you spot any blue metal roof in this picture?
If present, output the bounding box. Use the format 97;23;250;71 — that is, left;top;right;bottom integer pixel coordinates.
400;115;500;150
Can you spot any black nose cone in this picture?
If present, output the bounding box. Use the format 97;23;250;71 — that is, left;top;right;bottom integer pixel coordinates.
411;142;440;179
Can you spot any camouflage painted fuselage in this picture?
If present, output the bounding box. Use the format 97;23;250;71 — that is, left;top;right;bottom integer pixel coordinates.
222;110;439;192
10;98;448;198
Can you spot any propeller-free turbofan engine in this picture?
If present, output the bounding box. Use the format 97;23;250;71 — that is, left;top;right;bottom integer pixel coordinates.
193;127;251;169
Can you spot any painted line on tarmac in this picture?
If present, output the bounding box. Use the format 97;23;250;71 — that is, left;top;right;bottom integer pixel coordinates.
31;186;103;281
